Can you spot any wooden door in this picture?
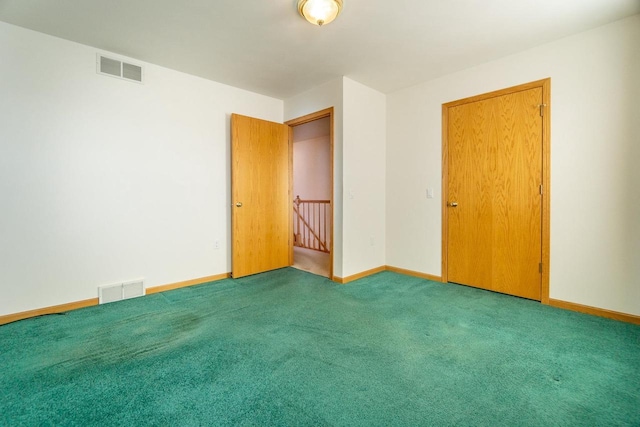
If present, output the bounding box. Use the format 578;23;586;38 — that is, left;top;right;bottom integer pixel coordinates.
231;114;292;278
446;87;543;300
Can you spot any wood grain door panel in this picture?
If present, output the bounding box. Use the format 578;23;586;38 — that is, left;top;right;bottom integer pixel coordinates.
447;88;543;300
231;114;292;278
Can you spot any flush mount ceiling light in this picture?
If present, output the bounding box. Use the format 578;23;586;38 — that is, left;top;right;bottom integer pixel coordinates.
298;0;343;26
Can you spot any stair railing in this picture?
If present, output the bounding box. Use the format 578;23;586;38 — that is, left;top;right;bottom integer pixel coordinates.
293;195;331;253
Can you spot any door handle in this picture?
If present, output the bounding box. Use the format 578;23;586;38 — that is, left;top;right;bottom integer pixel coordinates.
236;202;243;208
448;202;458;207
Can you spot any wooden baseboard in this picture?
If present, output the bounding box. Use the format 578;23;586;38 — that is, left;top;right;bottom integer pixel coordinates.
334;266;386;284
333;266;442;284
548;298;640;325
385;266;442;282
0;273;231;326
0;298;99;326
7;272;636;326
146;273;231;295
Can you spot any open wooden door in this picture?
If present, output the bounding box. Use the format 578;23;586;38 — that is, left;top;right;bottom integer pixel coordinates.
231;114;292;278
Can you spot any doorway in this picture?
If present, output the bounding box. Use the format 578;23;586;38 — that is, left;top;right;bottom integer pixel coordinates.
286;108;334;279
442;79;550;302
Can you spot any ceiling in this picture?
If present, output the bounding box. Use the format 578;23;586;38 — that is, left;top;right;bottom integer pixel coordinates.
293;117;331;141
1;0;638;99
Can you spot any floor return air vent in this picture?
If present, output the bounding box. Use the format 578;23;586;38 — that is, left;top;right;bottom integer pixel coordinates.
98;280;145;304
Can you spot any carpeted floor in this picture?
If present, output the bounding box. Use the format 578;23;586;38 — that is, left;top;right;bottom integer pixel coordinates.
1;268;639;426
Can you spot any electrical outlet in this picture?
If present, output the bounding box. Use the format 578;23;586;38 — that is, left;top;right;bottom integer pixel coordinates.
214;240;220;249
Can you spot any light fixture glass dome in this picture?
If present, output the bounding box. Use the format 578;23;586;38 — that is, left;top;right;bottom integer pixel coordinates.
298;0;343;26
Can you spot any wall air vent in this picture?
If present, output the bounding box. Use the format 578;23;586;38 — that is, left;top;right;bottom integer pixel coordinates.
99;279;145;304
97;54;144;83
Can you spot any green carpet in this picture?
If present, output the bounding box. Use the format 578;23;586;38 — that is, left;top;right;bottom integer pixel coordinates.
1;268;639;426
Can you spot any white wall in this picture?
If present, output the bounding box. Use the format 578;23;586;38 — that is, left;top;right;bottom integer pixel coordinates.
285;77;387;279
0;22;283;316
293;136;331;200
342;78;386;277
386;15;640;315
284;79;344;277
4;14;636;316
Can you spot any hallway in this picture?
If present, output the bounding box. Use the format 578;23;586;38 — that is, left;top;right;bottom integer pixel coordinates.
292;246;330;278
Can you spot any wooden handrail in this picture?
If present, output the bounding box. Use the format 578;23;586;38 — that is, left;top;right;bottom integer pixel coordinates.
295;199;331;204
293;205;328;252
293;196;330;253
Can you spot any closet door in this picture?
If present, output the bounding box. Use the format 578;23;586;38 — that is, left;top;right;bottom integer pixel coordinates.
446;87;543;300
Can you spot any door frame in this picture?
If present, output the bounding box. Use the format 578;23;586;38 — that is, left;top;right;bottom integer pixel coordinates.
285;107;335;280
441;79;551;303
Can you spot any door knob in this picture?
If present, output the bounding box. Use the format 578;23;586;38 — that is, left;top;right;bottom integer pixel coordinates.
448;202;458;207
236;202;243;207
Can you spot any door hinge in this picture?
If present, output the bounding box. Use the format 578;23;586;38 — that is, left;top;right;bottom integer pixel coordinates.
539;184;544;195
539;263;543;273
539;103;546;117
